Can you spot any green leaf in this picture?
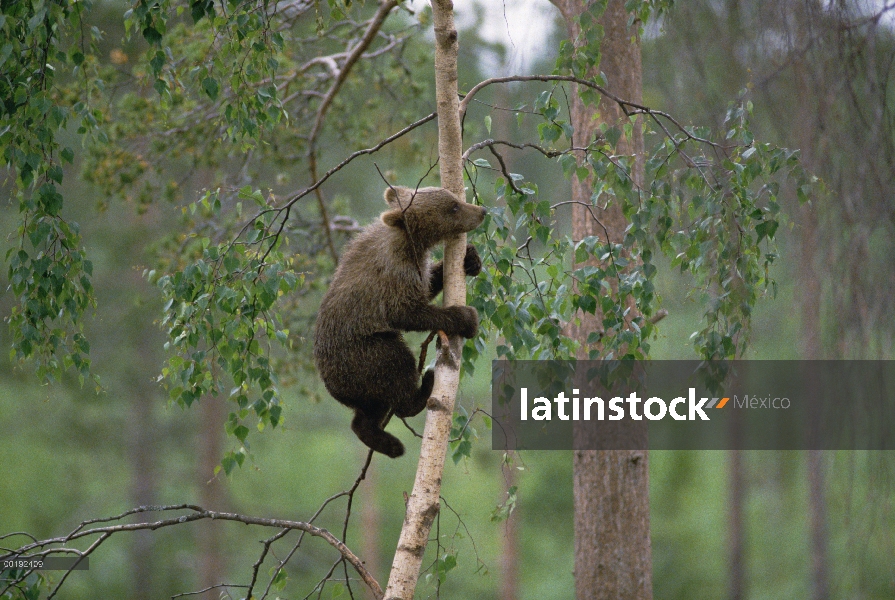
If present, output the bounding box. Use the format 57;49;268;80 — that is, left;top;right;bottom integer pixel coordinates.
755;219;778;242
48;164;63;184
539;122;562;143
202;77;220;100
579;294;597;314
153;78;169;96
604;125;621;148
452;440;472;464
221;453;236;475
142;25;162;45
436;553;458;584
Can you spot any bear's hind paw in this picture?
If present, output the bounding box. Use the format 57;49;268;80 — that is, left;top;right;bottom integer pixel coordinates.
352;413;406;458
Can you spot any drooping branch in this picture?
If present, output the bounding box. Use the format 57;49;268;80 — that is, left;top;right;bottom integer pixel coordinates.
191;66;737;269
239;70;732;283
282;112;437;212
462;139;656;199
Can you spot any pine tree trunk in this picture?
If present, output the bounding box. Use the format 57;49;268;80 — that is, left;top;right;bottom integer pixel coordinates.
549;1;652;598
383;1;467;597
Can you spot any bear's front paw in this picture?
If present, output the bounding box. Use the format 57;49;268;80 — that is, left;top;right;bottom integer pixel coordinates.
457;306;479;339
464;243;482;277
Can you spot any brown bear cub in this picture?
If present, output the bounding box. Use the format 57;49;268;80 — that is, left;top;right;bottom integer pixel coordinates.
314;186;486;458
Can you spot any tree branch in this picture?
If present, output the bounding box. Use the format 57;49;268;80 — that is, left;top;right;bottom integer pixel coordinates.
459;74;723;148
307;0;400;263
2;505;383;600
283;111;438;211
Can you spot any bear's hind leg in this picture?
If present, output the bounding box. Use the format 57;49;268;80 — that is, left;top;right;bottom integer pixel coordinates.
351;407;405;458
395;369;434;418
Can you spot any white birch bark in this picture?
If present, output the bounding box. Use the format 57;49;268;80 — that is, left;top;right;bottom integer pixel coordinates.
383;1;466;598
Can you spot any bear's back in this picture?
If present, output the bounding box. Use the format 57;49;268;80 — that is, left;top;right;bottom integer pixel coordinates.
315;221;430;348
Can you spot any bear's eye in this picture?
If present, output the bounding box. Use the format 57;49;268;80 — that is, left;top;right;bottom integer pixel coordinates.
451;203;460;213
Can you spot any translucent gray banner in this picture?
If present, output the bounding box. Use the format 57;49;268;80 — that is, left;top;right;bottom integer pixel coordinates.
491;361;895;450
1;555;90;571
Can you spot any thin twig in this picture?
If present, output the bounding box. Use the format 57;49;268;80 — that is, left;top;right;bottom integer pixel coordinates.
171;583;250;599
417;330;438;373
487;144;523;194
245;528;290;599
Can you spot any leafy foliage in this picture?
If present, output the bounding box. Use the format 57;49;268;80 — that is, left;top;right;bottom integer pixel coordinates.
463;93;811;364
2;0;429;464
151;187;300;473
0;0;825;597
458;5;814;366
123;0;287;139
2;0;813;477
1;0;105;384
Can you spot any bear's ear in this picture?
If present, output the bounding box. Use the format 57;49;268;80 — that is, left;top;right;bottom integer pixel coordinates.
384;186;403;207
381;208;405;229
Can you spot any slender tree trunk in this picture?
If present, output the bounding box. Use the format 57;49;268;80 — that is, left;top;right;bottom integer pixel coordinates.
728;451;745;600
728;356;746;598
799;218;830;599
128;377;157;600
493;81;520;600
500;467;519;600
792;5;831;595
801;207;830;600
549;1;651;598
126;267;161;600
806;450;829;600
198;395;227;591
384;1;467;597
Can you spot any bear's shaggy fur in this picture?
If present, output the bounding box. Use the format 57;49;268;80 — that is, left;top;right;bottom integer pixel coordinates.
314;186;486;457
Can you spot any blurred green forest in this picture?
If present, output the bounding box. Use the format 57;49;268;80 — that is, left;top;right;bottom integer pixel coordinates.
1;1;894;598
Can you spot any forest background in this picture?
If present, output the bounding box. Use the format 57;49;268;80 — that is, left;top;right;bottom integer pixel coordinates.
1;0;894;598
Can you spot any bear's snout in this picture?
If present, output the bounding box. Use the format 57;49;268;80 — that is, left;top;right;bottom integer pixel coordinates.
460;203;487;232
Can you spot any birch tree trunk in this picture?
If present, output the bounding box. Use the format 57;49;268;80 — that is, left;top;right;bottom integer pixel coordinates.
549;1;652;598
384;1;466;597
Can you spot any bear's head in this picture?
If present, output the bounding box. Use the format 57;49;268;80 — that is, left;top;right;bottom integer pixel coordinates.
381;186;486;248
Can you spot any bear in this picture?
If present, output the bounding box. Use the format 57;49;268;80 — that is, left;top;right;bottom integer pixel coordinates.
314;185;487;458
